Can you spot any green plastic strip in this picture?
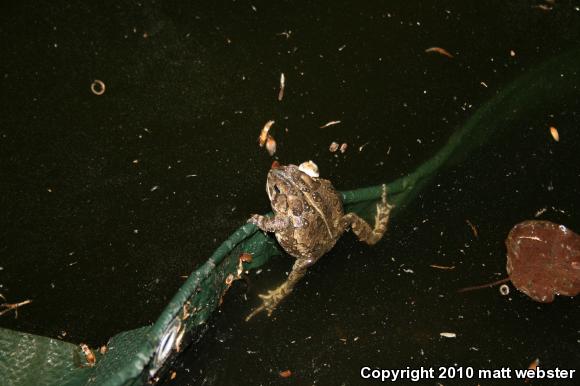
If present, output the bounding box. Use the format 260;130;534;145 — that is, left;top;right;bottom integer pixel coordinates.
1;48;579;386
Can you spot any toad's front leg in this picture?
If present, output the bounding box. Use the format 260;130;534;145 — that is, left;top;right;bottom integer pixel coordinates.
245;258;313;321
248;214;289;233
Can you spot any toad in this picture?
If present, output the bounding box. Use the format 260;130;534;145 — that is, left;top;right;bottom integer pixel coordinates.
246;161;393;320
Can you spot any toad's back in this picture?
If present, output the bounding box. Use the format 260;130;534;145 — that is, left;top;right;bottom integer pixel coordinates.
275;178;344;260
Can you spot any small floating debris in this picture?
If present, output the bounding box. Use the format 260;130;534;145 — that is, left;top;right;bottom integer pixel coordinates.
466;219;479;238
0;295;32;318
80;343;96;367
532;4;552;11
358;142;369;152
90;79;106;96
239;253;253;263
276;30;292;39
525;358;540;383
279;370;292;378
339;142;348;153
329;141;339;152
534;207;547;217
499;284;510;296
549;126;559;142
429;264;455;270
440;332;457;338
265;134;277;156
278;73;285;101
528;358;540;371
258;120;275;147
425;47;454;58
320;120;341;128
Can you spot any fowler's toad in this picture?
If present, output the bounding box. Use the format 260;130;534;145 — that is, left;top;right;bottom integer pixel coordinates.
246;162;393;320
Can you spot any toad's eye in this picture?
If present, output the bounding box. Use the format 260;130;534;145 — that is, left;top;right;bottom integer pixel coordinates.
273;185;280;194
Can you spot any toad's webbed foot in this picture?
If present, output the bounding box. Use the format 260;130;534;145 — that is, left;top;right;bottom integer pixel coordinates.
375;184;394;229
245;284;290;321
342;184;393;245
245;258;312;321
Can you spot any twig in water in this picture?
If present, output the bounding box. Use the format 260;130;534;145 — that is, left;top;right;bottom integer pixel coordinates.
0;294;32;318
457;277;510;293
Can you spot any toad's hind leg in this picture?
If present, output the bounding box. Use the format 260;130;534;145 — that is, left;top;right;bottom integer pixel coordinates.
245;258;314;321
342;184;393;245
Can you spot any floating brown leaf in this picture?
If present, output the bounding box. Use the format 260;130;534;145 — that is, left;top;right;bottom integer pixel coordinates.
506;220;580;303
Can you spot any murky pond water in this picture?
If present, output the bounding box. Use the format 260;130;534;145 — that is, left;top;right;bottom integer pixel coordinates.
1;1;579;385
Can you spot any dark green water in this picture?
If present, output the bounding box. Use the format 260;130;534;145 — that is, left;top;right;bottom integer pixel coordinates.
1;1;579;385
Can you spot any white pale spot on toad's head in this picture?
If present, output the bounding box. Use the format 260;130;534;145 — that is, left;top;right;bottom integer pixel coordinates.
298;160;319;178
